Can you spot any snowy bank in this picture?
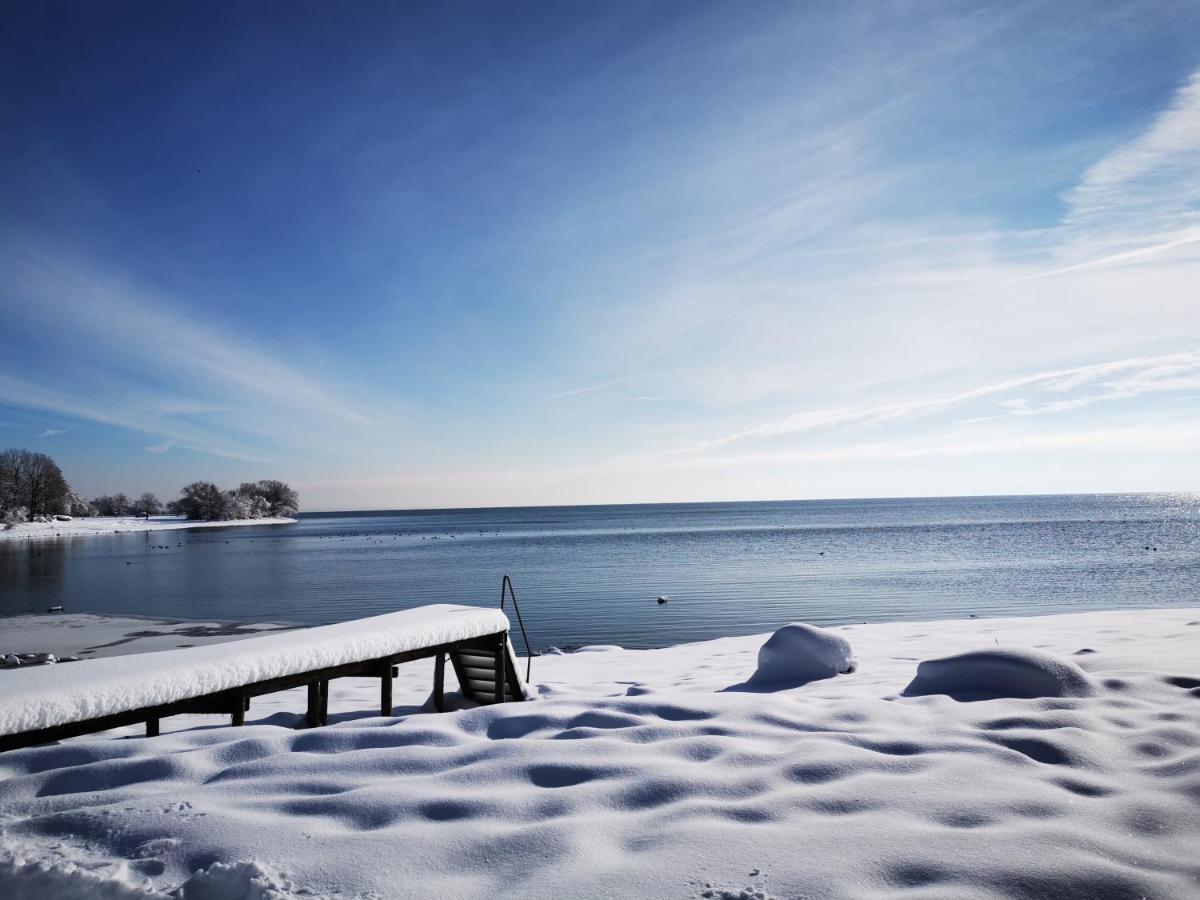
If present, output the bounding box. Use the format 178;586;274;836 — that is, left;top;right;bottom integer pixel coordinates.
0;614;297;661
0;515;297;543
0;607;1198;898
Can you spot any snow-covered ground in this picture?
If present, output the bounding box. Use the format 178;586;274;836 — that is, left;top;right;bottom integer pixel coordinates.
0;515;297;542
1;607;1198;898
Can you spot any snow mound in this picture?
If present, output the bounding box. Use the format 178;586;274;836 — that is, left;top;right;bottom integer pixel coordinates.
903;646;1096;699
748;623;855;686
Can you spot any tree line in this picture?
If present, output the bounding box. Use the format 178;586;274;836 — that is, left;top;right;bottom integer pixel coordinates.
1;448;298;527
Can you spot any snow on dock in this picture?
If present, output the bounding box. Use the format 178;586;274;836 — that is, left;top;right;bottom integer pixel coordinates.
0;604;509;737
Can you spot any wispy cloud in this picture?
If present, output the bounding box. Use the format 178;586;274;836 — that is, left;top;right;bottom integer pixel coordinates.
1064;70;1200;237
145;440;175;454
542;373;655;401
0;239;377;462
663;423;1200;470
0;371;267;462
37;428;66;438
628;351;1200;461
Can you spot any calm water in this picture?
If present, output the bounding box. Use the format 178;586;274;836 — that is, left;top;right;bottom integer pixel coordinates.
2;494;1198;649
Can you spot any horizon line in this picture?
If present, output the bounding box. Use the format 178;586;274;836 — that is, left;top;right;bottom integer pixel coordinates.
298;488;1200;515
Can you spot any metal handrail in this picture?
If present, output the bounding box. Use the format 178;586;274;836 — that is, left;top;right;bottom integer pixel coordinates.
498;574;533;682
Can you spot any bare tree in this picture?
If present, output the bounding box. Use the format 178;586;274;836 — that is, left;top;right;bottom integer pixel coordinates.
0;449;69;517
131;492;163;517
92;493;132;516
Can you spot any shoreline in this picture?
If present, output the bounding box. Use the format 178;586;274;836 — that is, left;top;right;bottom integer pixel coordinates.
0;612;299;661
0;514;298;543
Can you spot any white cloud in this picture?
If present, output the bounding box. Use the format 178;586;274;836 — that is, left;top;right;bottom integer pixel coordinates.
1064;71;1200;237
664;423;1200;469
0;238;377;462
0;372;266;462
542;373;655;401
638;351;1200;460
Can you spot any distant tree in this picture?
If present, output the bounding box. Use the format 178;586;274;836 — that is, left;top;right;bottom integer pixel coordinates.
92;493;132;516
165;499;185;516
0;448;21;513
252;480;299;517
0;449;69;517
225;491;252;520
131;492;163;518
176;481;230;520
64;490;95;517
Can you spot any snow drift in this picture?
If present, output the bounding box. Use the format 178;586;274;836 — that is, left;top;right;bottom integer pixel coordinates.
1;608;1197;899
903;646;1096;699
746;623;856;687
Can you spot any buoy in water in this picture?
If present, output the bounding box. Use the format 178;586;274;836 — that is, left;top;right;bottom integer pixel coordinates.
657;595;668;605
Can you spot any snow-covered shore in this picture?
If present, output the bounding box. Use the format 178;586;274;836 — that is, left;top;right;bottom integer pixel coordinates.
1;613;298;661
0;514;297;542
1;607;1198;898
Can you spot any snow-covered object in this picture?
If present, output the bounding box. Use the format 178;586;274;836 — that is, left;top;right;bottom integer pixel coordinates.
749;623;856;686
903;646;1096;699
0;607;1198;898
0;604;510;736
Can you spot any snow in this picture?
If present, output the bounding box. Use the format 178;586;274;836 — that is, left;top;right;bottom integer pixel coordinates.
903;646;1096;699
0;605;510;736
0;515;297;543
744;623;855;687
1;607;1198;898
0;614;298;661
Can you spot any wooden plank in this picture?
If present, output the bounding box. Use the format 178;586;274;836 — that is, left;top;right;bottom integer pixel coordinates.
145;718;159;738
460;663;499;679
433;652;445;712
448;648;472;701
306;682;320;728
458;657;496;672
494;636;506;704
318;679;329;727
380;662;393;717
231;692;246;727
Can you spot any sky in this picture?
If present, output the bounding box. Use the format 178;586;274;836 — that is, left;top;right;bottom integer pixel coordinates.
1;1;1198;511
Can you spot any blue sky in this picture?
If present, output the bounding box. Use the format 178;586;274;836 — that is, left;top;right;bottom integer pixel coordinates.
1;1;1198;510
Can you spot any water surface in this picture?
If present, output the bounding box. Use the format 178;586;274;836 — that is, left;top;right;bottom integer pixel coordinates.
2;494;1197;648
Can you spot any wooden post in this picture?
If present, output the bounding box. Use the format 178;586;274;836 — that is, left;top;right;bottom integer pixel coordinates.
433;651;445;712
306;681;320;728
145;718;159;737
318;679;329;726
494;637;506;704
231;693;245;727
380;661;393;717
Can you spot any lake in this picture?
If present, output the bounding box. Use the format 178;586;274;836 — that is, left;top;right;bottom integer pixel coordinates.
2;493;1198;649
